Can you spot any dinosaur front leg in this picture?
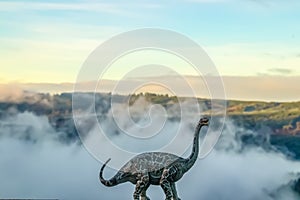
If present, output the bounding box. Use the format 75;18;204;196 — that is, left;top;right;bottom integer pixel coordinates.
133;174;149;200
160;180;173;200
170;183;181;200
160;169;174;200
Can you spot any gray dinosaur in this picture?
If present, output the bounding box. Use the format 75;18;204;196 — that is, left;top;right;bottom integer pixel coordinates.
100;117;209;200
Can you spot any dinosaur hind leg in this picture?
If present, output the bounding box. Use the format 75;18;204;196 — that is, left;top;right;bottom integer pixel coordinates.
171;183;181;200
140;185;150;200
133;174;149;200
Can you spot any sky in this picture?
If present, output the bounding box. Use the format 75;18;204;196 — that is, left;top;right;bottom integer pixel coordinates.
0;0;300;100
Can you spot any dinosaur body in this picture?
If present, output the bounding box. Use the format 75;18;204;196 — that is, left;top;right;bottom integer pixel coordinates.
100;117;209;200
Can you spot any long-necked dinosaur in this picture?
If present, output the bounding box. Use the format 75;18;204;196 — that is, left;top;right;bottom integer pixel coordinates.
100;117;209;200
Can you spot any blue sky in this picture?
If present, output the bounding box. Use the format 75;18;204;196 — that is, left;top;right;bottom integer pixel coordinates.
0;0;300;83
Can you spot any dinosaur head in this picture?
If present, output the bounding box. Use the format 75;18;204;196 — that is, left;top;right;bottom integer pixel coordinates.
199;117;209;126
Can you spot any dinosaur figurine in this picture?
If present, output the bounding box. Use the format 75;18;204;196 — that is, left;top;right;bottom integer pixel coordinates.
100;117;209;200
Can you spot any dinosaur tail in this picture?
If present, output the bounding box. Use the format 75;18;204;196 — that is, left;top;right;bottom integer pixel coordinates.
99;158;118;187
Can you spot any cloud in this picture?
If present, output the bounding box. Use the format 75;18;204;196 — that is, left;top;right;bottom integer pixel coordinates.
0;112;56;141
245;0;272;7
5;75;300;101
205;43;300;77
0;1;160;16
185;0;232;3
0;1;124;14
0;108;300;199
268;68;293;75
0;84;25;102
239;0;300;9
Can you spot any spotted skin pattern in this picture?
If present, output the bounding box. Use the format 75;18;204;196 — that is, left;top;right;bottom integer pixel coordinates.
100;118;209;200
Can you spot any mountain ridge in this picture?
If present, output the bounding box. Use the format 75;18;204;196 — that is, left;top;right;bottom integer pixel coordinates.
0;92;299;159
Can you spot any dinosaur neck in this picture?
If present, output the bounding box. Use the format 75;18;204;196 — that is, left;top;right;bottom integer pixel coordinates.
183;124;204;173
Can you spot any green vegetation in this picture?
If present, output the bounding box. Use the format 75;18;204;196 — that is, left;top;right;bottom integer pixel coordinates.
128;93;300;135
1;92;299;159
129;93;179;106
225;100;300;135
